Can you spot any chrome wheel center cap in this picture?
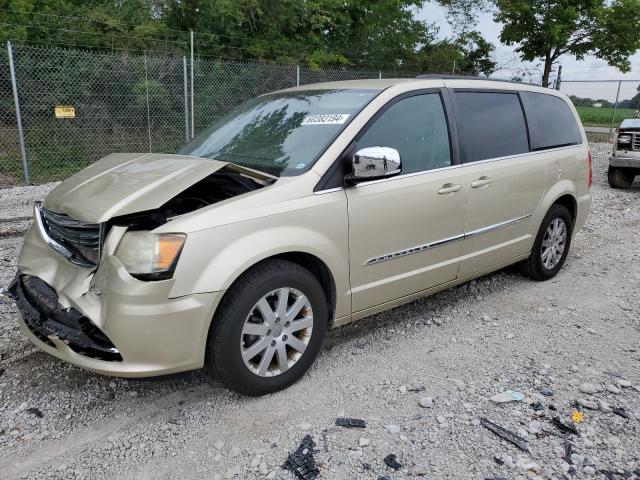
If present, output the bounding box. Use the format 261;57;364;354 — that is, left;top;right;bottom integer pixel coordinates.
272;325;283;337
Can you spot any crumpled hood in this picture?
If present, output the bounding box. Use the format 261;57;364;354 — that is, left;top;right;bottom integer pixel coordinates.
43;153;229;223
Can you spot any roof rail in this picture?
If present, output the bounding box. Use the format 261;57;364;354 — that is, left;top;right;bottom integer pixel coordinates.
414;74;524;85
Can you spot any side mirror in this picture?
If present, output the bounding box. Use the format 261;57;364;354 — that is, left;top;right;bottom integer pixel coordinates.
346;146;401;184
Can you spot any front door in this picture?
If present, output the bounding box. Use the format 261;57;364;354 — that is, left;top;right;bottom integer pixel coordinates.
346;91;467;313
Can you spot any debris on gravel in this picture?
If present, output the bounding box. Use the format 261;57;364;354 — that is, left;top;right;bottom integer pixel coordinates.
0;142;639;479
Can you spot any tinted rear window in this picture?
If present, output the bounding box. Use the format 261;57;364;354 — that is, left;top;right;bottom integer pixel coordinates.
455;91;529;163
521;92;582;150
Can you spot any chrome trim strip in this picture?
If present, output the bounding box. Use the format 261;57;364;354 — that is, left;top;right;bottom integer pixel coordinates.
34;202;95;269
365;233;465;266
465;214;532;239
364;214;532;266
313;187;344;195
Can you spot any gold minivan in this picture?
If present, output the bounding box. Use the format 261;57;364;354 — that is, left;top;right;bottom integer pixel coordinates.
10;77;592;395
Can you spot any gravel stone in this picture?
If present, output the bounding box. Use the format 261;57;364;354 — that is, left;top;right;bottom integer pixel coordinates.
418;396;434;408
579;383;599;394
577;398;598;410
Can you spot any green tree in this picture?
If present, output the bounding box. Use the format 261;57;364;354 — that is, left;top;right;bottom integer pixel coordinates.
494;0;640;87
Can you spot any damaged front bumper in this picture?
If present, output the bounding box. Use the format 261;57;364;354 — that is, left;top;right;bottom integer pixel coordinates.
9;274;122;361
11;222;224;377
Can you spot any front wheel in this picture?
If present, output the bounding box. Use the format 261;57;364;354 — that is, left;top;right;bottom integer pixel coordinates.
608;166;635;189
206;259;327;396
520;204;573;281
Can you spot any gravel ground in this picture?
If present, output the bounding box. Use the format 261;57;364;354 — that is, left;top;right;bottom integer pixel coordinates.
1;142;639;480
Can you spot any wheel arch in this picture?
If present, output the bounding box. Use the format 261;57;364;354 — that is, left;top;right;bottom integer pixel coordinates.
209;250;339;330
552;193;577;227
531;181;578;237
257;252;337;326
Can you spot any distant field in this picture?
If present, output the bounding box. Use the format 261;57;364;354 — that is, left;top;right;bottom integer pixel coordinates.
575;106;636;127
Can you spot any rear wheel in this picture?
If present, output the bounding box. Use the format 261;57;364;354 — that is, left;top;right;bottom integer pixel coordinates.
206;259;327;396
608;167;635;189
520;204;573;281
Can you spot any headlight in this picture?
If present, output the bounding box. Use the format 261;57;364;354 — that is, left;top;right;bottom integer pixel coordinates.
115;231;186;280
618;134;632;145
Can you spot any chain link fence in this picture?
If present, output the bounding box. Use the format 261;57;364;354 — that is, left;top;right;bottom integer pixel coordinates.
560;80;640;136
0;43;430;187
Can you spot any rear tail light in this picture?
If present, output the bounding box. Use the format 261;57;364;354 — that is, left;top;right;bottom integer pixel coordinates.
587;150;592;189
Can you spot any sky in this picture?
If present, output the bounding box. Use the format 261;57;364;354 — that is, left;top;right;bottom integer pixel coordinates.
418;2;640;102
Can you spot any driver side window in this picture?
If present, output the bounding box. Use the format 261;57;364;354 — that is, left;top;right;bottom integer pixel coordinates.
356;93;451;175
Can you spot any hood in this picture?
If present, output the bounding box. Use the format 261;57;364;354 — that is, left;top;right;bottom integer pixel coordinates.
619;119;640;130
44;153;233;223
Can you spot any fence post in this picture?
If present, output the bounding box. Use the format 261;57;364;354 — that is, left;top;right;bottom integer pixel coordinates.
190;30;195;138
7;41;29;185
296;65;300;87
143;52;152;152
182;56;190;142
555;65;562;90
378;70;382;79
609;80;622;139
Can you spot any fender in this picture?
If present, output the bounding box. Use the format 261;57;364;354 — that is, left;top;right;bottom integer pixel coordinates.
168;213;351;319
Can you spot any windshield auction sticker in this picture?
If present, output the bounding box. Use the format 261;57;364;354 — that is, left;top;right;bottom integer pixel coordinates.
301;113;350;125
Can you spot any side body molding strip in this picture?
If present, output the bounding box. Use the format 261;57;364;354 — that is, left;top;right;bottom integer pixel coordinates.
364;214;531;266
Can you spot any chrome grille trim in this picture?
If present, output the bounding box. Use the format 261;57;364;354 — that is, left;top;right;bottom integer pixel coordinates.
34;202;103;269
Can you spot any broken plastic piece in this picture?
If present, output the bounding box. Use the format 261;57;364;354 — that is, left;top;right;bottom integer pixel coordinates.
283;435;320;480
490;390;525;403
564;439;573;464
335;417;366;428
25;407;43;418
612;407;629;419
383;453;403;471
571;410;584;424
538;386;554;396
551;417;579;435
480;418;530;453
407;386;426;392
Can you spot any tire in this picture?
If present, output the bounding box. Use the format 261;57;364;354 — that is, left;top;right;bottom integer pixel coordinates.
608;167;635;189
206;259;327;396
519;204;573;281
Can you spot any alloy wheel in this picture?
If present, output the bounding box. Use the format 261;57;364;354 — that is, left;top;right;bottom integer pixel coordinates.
240;288;313;377
541;218;567;269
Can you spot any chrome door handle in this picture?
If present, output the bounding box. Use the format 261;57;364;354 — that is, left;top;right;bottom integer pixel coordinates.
471;177;493;188
437;183;463;195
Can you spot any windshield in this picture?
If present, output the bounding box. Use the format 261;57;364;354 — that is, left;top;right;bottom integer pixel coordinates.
178;89;378;176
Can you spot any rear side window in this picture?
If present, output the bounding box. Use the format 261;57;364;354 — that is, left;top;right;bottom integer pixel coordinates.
454;91;529;163
521;92;582;150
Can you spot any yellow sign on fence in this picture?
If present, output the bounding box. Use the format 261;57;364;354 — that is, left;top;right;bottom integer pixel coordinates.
54;106;76;119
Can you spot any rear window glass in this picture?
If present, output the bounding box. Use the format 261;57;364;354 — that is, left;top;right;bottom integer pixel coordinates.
454;91;529;163
521;92;582;150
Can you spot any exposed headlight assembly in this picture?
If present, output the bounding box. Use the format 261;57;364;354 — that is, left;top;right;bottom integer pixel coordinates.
115;232;186;280
618;134;632;145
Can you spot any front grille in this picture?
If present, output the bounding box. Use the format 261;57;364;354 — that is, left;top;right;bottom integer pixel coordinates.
632;133;640;152
40;207;103;267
